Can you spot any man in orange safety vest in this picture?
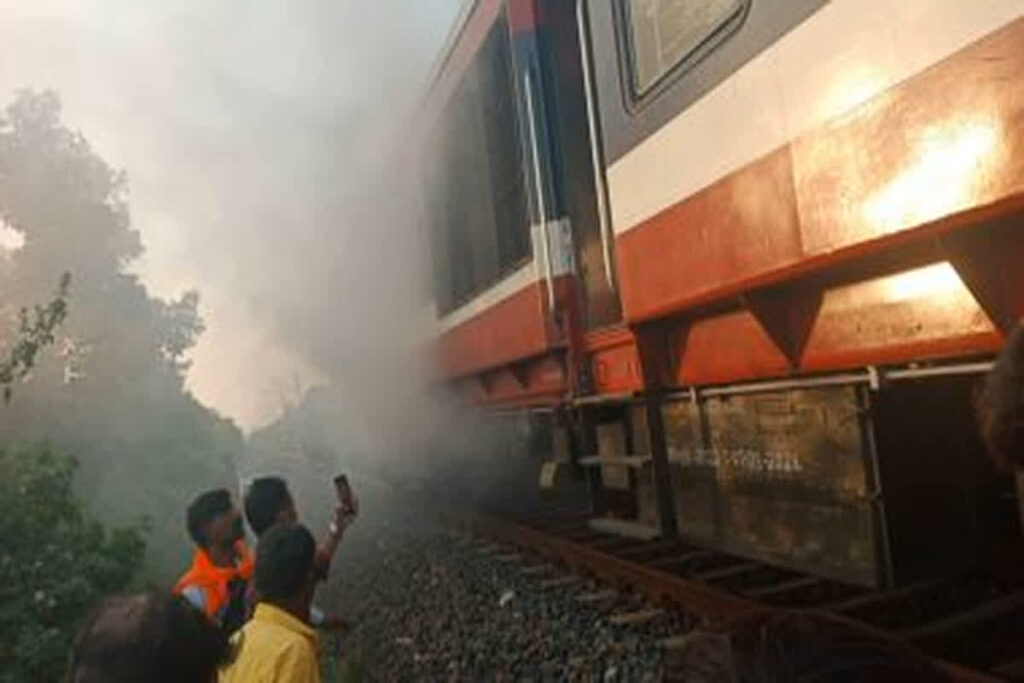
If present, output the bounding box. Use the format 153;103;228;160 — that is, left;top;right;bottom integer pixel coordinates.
174;488;254;635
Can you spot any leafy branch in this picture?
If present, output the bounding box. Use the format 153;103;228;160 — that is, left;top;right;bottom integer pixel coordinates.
1;272;71;403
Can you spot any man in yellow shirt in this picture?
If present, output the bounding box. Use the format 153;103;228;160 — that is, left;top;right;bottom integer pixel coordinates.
220;523;321;683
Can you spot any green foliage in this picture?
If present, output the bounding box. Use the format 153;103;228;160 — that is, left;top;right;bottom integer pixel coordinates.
0;90;243;583
153;289;204;374
0;448;146;683
0;272;70;403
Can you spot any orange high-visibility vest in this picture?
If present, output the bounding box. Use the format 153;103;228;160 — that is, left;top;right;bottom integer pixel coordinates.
174;541;254;622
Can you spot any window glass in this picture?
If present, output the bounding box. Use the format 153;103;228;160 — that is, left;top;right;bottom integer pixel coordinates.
623;0;746;96
425;12;530;315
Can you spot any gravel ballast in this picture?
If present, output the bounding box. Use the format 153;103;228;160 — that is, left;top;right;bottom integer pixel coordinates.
318;488;682;681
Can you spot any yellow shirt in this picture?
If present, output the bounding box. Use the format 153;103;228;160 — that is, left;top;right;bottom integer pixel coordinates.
219;603;320;683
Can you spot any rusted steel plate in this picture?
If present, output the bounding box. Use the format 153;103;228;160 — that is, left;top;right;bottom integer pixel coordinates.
662;386;879;587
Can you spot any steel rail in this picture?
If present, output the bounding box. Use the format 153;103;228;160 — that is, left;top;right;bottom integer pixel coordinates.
450;509;1002;683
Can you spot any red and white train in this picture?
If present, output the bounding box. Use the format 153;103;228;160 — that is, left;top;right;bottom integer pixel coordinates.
413;0;1024;588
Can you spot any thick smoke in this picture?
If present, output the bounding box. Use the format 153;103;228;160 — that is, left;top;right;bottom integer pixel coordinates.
1;2;576;597
0;0;461;431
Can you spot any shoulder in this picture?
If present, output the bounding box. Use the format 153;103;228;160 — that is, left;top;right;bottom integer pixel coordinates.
273;635;319;681
247;620;316;658
222;625;316;682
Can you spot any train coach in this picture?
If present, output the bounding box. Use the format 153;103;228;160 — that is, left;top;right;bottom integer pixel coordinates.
412;0;1024;590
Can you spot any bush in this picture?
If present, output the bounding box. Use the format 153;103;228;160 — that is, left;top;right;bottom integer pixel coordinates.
0;448;146;682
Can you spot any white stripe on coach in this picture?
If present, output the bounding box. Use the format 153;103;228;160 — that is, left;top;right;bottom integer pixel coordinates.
606;0;1022;236
433;219;574;335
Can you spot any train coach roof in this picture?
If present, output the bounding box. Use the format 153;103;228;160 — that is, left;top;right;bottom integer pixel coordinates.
405;0;538;146
422;0;481;102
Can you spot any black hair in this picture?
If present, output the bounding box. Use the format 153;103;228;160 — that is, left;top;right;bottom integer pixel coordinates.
244;477;292;537
68;592;234;683
977;322;1024;470
254;523;316;602
186;488;232;548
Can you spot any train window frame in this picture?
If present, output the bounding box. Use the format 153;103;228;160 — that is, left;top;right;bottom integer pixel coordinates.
616;0;752;111
424;6;534;317
585;0;828;164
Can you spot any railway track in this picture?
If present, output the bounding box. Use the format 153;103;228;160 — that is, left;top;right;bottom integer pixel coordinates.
330;484;677;680
348;471;1021;679
446;509;1024;681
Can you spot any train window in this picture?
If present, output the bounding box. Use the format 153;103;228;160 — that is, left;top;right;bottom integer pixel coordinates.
425;12;530;316
621;0;749;98
589;0;826;162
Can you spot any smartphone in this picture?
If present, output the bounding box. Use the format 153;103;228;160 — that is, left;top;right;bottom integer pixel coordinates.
333;474;355;515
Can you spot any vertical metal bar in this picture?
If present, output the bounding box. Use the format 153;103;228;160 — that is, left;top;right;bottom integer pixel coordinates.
645;392;679;539
575;0;617;290
576;409;606;516
858;384;895;589
694;391;724;544
635;327;679;539
523;68;557;313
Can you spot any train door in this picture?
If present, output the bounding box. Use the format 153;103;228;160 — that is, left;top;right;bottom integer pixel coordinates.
536;0;622;331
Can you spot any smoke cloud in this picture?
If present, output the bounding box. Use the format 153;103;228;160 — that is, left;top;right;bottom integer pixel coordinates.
0;0;461;430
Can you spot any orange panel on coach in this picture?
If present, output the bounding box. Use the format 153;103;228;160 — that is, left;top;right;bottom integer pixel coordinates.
616;148;803;325
793;18;1024;256
437;281;553;379
676;311;791;387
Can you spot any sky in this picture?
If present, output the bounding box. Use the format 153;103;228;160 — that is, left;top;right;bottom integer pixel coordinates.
0;0;461;430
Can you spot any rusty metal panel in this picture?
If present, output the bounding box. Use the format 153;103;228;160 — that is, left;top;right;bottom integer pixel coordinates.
597;422;631;491
706;386;876;585
630;404;651;455
662;400;717;541
662;399;701;457
627;405;662;528
800;261;998;373
792;18;1024;256
662;387;879;586
717;495;876;585
706;388;867;501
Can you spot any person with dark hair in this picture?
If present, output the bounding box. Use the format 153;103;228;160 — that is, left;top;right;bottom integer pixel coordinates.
244;477;295;537
976;321;1024;526
68;592;233;683
244;476;356;575
219;523;321;683
243;476;356;628
175;488;254;635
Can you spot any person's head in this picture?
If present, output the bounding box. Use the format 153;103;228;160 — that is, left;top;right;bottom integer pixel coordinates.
244;477;297;537
254;523;317;618
977;322;1024;470
186;489;244;553
68;592;233;683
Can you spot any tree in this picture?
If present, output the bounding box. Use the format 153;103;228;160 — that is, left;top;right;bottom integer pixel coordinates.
0;448;146;683
0;272;70;403
153;289;204;374
0;90;242;584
